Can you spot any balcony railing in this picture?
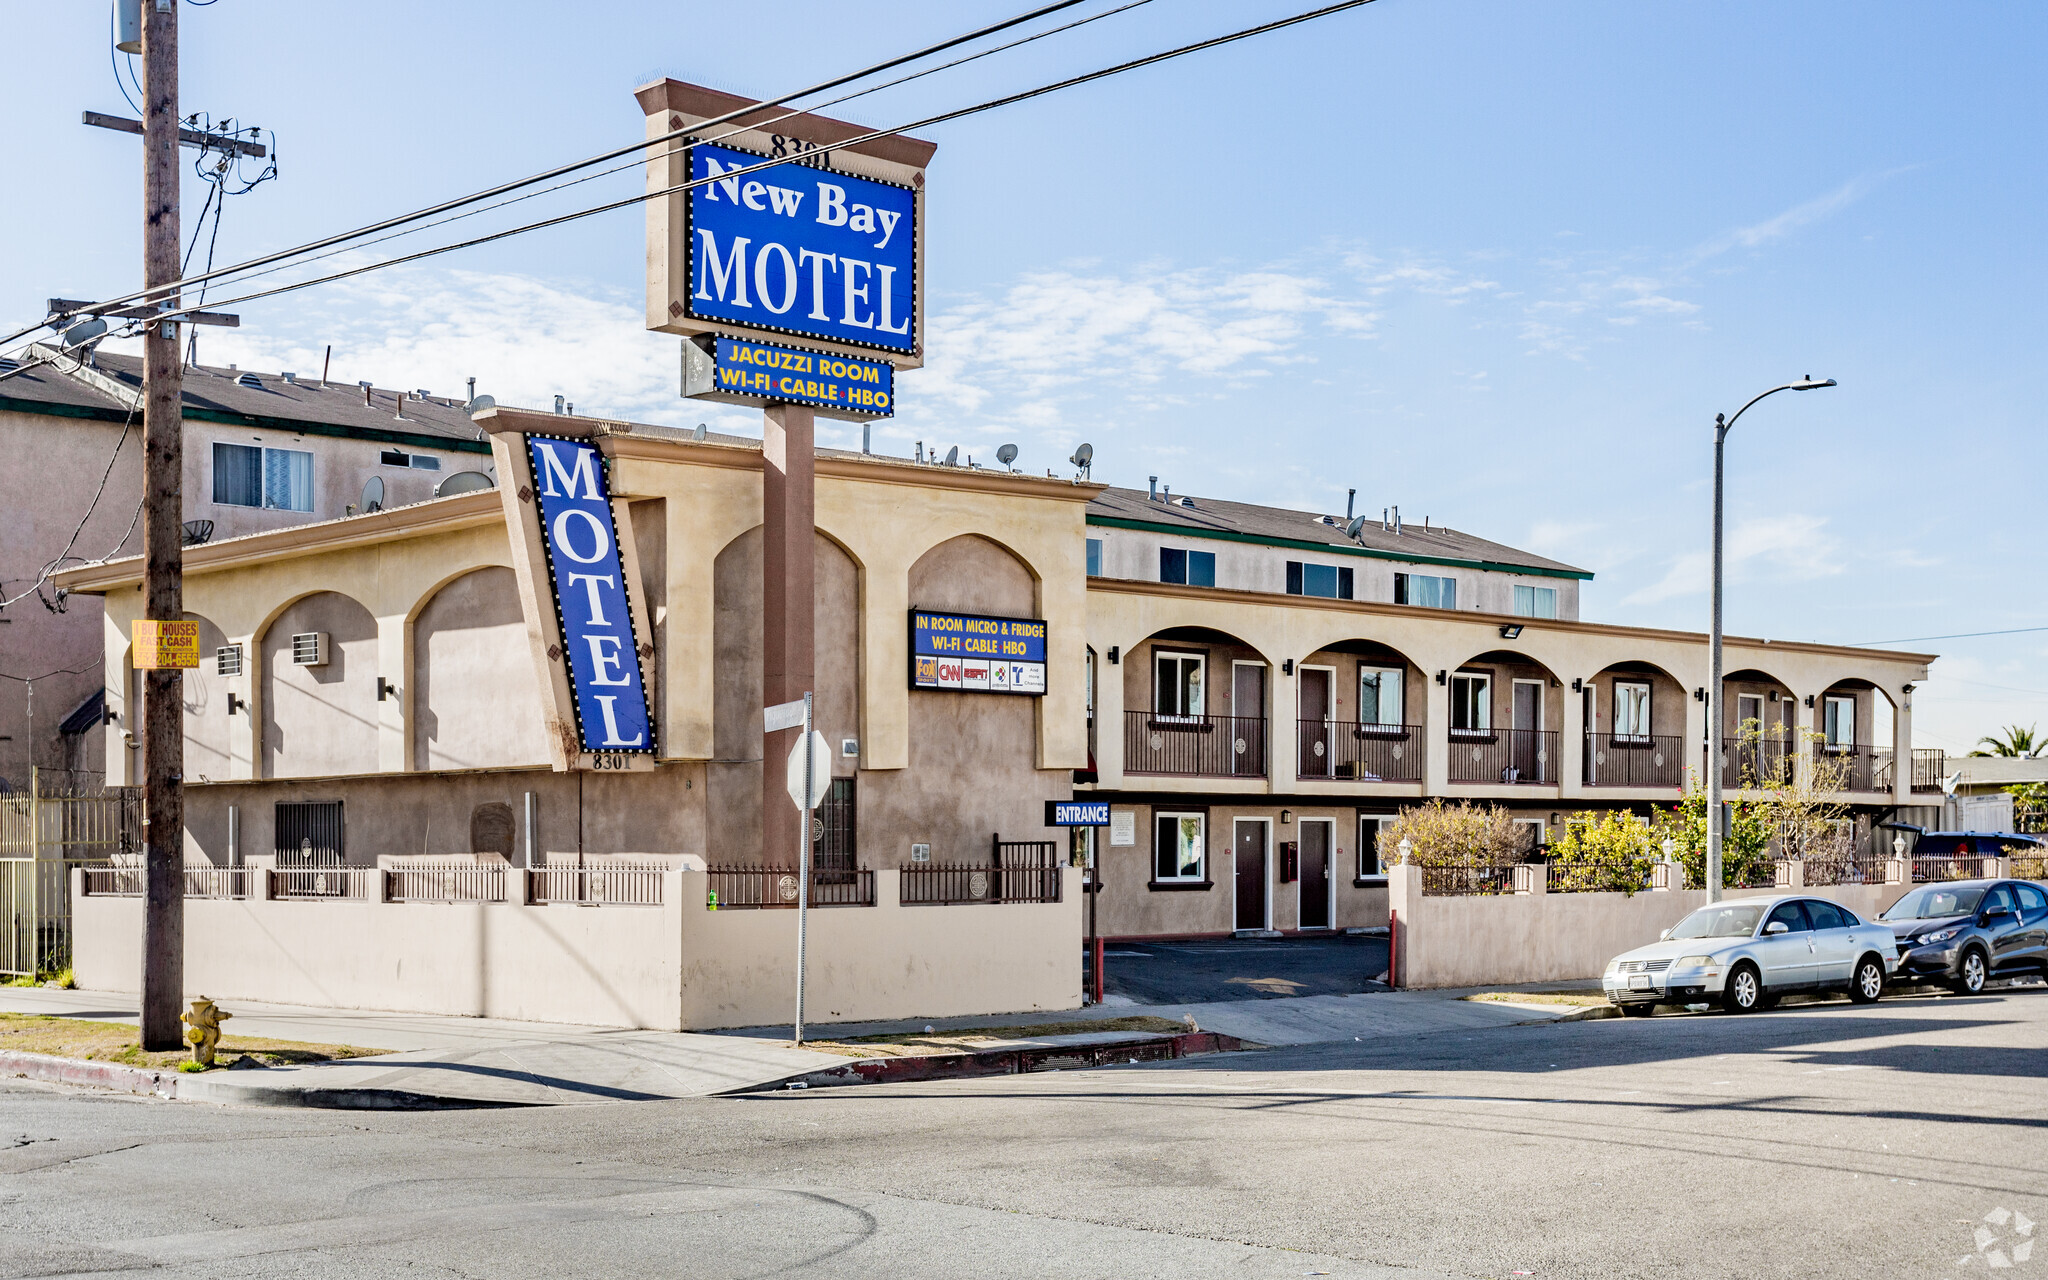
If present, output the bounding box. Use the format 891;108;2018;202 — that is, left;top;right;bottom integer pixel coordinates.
1447;728;1557;784
1811;744;1883;792
1582;733;1684;788
1123;711;1266;778
1719;735;1794;789
1296;720;1424;783
1911;748;1947;793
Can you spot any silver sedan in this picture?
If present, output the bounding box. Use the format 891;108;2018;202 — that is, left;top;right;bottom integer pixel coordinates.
1602;895;1900;1016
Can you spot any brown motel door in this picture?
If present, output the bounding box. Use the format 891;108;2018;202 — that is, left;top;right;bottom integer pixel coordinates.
1297;667;1330;777
1235;821;1268;930
1299;821;1331;929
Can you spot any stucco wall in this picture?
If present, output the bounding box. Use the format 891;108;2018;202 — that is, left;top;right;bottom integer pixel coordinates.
1385;864;1915;989
262;591;380;778
411;567;548;770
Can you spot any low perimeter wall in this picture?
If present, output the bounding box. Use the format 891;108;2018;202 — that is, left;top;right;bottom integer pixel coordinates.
71;867;1083;1031
1385;865;1916;990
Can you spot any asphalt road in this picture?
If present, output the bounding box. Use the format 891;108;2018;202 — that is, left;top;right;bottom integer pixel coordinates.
6;987;2045;1279
1103;934;1391;1005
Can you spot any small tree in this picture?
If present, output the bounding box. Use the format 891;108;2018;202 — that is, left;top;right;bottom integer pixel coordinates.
1658;769;1774;890
1547;810;1659;894
1761;728;1856;882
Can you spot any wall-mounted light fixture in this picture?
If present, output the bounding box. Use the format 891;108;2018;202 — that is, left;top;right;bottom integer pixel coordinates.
227;693;245;717
1436;669;1447;686
1279;809;1293;825
376;676;395;702
1694;687;1706;703
1499;623;1523;640
1902;682;1914;709
1570;678;1583;693
1282;659;1294;675
1106;646;1120;665
1804;694;1816;708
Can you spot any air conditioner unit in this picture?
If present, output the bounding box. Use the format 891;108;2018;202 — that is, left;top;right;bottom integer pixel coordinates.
290;632;329;667
216;644;243;677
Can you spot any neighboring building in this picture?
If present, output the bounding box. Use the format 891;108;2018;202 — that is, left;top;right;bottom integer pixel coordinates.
0;346;493;790
1077;484;1940;939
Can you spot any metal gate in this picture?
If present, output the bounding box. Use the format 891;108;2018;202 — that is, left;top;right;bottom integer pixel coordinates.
0;770;142;977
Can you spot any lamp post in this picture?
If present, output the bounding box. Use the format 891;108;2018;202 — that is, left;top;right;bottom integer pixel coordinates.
1707;376;1836;901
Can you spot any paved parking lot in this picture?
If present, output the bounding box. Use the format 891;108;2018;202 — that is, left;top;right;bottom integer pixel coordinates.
1101;932;1390;1005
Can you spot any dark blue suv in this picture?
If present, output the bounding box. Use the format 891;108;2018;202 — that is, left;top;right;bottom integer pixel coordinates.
1882;876;2048;994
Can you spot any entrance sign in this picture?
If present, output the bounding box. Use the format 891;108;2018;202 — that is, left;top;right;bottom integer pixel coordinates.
684;141;918;357
525;436;656;754
1046;800;1111;827
131;619;199;670
684;336;893;420
909;610;1047;696
785;729;833;810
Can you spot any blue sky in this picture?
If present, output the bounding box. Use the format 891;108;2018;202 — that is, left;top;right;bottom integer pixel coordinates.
5;1;2046;754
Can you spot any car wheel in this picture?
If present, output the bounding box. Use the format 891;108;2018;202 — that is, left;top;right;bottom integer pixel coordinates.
1722;963;1763;1014
1952;948;1988;996
1849;955;1885;1004
1620;1003;1655;1018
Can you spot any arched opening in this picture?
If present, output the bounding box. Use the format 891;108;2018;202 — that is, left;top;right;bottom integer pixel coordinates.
1296;636;1424;784
1583;659;1687;788
1720;667;1796;789
1123;624;1270;779
260;590;379;779
1447;648;1563;785
412;567;548;770
1816;677;1886;793
179;612;234;784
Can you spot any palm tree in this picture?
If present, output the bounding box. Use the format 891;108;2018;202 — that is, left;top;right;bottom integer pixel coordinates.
1971;724;2046;758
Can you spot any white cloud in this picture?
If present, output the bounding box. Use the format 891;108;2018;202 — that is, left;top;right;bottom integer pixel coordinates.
1624;513;1844;605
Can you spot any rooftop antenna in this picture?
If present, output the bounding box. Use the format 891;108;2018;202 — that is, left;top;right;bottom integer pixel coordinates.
996;443;1018;472
1346;488;1356;521
943;445;959;467
1069;443;1093;480
320;345;331;387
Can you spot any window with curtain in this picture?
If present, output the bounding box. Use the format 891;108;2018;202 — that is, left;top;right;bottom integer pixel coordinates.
1359;667;1403;726
1614;681;1652;739
211;442;264;507
1395;573;1456;608
263;447;314;512
1824;695;1856;747
1512;584;1557;618
1450;672;1491;732
1154;651;1205;718
1154;813;1206;881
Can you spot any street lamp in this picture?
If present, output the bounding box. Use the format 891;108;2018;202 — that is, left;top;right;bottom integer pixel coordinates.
1707;376;1836;901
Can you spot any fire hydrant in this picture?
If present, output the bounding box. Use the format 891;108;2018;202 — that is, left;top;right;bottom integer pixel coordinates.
181;997;231;1068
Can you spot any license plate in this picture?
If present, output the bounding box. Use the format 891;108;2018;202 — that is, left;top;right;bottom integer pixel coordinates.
1628;974;1655;990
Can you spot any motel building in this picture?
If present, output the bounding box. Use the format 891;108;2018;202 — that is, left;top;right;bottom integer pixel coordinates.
51;400;1940;1031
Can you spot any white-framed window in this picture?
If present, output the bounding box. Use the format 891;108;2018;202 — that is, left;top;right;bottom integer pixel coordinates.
1824;695;1856;748
212;442;313;512
1160;547;1216;587
379;448;441;471
1358;814;1393;879
1359;667;1403;727
1085;538;1103;577
1613;681;1652;740
1154;650;1205;718
1154;812;1206;882
1395;573;1456;608
1512;584;1557;619
1450;672;1491;732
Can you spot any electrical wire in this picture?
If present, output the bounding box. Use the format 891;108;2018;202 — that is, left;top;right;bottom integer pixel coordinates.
108;1;141;115
1849;626;2048;648
158;0;1378;327
8;0;1097;346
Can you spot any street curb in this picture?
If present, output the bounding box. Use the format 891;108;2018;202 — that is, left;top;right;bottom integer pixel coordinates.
1547;1005;1619;1023
0;1049;179;1098
176;1075;530;1110
737;1030;1251;1093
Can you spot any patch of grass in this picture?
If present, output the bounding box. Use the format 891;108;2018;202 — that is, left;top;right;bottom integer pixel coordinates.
0;1012;387;1071
797;1015;1192;1060
1462;991;1609;1007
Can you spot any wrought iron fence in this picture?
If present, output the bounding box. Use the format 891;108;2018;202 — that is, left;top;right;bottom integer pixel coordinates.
1812;745;1881;792
704;864;872;908
385;863;508;904
1124;711;1266;778
270;867;375;900
529;864;667;907
1546;858;1655;894
1719;735;1794;789
1913;855;1994;883
1419;863;1519;896
1296;721;1423;783
183;866;254;900
1582;733;1684;788
1798;854;1893;887
1446;729;1556;784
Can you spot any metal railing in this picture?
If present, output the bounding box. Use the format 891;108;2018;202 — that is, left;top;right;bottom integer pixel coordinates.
1123;711;1266;778
2012;851;2048;880
81;865;145;896
1812;744;1882;792
1911;748;1947;793
529;864;667;907
270;867;375;900
900;860;1063;904
1296;720;1423;783
1419;863;1519;896
1797;854;1893;887
385;863;508;904
1582;733;1684;788
1913;855;1995;883
1546;858;1654;894
183;866;254;900
1446;729;1556;784
0;783;141;860
703;865;872;909
1719;735;1794;789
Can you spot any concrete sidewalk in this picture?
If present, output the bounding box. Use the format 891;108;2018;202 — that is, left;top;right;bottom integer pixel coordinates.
2;982;1603;1107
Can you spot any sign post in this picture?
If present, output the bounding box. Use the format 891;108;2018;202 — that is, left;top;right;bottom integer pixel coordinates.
780;693;831;1045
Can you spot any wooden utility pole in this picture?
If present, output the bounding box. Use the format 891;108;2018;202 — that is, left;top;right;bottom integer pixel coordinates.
139;0;185;1051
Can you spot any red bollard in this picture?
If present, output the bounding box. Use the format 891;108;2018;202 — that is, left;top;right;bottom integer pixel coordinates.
1092;936;1106;1004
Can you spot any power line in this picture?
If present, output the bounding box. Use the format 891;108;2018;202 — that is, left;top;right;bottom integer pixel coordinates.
7;0;1097;347
1849;626;2048;647
156;0;1379;327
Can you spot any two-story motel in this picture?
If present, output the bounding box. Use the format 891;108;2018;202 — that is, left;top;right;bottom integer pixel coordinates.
52;396;1938;1026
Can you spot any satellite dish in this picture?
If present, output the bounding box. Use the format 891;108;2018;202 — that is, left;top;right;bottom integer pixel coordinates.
943;445;959;467
691;423;708;441
1069;443;1093;468
465;394;496;418
996;443;1019;469
360;476;384;513
1344;515;1368;539
59;317;108;349
434;470;494;498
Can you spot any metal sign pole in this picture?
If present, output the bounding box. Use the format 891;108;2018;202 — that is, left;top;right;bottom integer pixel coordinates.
794;690;814;1045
